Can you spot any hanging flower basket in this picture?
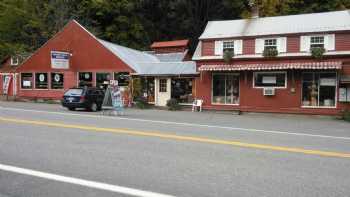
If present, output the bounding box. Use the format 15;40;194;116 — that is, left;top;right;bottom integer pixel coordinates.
223;50;234;63
311;47;326;59
263;48;279;58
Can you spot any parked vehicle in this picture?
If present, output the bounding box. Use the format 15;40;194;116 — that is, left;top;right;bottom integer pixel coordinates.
62;87;105;111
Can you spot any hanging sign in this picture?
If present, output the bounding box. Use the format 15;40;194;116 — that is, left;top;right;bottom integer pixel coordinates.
51;51;70;69
3;75;12;95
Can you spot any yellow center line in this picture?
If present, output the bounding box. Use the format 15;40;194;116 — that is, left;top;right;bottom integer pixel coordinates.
1;117;350;158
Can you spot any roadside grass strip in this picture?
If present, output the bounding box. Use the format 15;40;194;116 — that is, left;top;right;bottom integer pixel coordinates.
1;117;350;159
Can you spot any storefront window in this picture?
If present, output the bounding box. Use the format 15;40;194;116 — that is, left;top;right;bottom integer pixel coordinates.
302;72;336;107
78;72;93;87
254;72;286;88
96;73;111;89
141;77;155;103
21;73;33;89
114;72;130;86
212;74;239;104
35;73;48;89
171;78;194;103
51;73;64;89
159;79;167;92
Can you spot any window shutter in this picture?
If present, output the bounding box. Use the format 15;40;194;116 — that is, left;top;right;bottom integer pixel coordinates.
325;34;335;51
300;36;310;52
277;37;287;53
255;39;264;54
214;40;223;56
234;40;243;55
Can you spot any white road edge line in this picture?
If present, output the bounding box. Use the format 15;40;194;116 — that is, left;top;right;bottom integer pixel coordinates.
0;163;175;197
1;106;350;141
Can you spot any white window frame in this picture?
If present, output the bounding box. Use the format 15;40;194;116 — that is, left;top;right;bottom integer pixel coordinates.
301;71;338;109
211;73;240;106
253;71;287;89
20;72;34;90
310;35;325;49
10;57;19;66
159;78;168;93
77;72;94;87
50;72;64;90
223;41;235;53
264;38;277;50
34;72;49;90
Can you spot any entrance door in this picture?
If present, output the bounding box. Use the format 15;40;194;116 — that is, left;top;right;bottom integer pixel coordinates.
155;78;171;106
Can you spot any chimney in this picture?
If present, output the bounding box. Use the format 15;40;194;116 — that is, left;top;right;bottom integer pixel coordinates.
249;0;259;19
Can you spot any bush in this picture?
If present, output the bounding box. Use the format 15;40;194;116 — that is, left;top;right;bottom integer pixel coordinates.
342;110;350;122
223;50;234;63
263;48;279;58
134;97;150;109
311;47;326;59
166;98;181;111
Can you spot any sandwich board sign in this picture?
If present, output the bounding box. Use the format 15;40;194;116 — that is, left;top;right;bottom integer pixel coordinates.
51;51;70;69
3;75;11;95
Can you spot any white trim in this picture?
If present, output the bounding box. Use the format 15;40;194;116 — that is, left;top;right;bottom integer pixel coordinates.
253;71;288;89
195;50;350;60
211;73;240;105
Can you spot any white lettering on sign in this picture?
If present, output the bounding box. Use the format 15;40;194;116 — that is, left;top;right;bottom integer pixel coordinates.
51;51;70;69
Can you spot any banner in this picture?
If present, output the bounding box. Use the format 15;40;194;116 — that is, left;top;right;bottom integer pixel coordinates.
3;75;12;95
51;51;70;69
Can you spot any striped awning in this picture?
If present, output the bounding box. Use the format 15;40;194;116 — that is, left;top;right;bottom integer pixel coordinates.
198;61;342;71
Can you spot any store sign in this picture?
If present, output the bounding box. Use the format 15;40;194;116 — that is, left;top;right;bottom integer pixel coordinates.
51;51;70;69
3;75;11;95
320;78;336;86
262;76;276;84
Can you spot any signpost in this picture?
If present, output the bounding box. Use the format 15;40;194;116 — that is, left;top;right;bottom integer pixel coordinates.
51;51;70;69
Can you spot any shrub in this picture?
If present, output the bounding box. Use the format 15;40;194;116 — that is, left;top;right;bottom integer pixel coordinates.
342;110;350;122
263;48;279;58
134;97;150;109
223;50;234;63
166;98;181;111
311;47;326;59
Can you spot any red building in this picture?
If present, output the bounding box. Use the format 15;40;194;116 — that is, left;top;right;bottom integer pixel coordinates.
193;10;350;115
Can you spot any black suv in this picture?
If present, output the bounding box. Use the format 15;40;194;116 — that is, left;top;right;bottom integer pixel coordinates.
62;87;105;111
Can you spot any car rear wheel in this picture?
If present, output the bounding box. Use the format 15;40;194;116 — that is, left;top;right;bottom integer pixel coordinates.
68;107;75;111
90;102;98;112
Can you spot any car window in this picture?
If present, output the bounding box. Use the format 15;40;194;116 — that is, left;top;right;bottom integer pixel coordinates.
64;89;83;96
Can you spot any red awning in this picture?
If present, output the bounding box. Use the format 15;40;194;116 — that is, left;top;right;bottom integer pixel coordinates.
198;61;342;71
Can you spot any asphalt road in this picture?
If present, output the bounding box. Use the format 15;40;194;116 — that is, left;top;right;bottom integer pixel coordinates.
0;101;350;197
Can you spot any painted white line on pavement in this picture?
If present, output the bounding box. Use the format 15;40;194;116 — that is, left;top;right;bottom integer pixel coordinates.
1;106;350;141
0;163;175;197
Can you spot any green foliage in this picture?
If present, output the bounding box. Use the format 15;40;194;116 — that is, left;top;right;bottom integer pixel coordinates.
131;77;142;99
263;48;279;58
166;98;181;111
311;47;326;59
1;0;350;61
342;110;350;122
223;50;234;63
134;97;150;109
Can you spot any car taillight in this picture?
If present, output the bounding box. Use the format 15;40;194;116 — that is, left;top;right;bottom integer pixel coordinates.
80;96;85;102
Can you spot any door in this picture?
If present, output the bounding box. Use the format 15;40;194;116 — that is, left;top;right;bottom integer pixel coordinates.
155;78;171;106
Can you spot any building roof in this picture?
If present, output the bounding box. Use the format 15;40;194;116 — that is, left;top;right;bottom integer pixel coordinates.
151;40;189;48
198;61;342;71
200;10;350;39
154;51;188;62
136;61;197;76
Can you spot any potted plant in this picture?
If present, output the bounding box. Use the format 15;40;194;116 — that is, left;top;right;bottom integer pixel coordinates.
263;48;279;58
311;47;326;59
223;50;234;63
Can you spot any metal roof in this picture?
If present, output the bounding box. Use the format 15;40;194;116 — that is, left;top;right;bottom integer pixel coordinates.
200;10;350;39
98;39;197;75
137;61;197;76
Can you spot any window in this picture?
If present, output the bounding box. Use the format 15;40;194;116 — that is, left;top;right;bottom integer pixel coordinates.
35;73;48;89
171;78;194;103
254;72;286;88
51;73;64;89
159;79;167;92
264;39;277;50
223;41;234;53
10;57;19;66
302;72;336;107
78;72;93;87
21;73;33;89
310;36;325;49
114;72;130;86
212;74;240;105
96;73;111;89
